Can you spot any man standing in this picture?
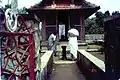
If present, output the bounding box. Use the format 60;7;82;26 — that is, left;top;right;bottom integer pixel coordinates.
47;32;57;56
59;23;65;40
68;27;79;60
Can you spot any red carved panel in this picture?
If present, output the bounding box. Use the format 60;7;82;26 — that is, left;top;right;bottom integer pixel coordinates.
1;32;35;80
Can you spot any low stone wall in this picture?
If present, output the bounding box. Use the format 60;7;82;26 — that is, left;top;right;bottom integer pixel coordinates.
36;51;53;80
85;34;104;43
77;50;105;80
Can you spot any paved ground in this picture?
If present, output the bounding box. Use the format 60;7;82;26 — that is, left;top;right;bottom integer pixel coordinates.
50;57;86;80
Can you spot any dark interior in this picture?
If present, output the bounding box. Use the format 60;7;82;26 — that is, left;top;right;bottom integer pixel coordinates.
58;10;69;41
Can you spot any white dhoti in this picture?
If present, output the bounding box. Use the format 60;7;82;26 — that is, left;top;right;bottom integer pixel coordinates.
59;24;65;39
68;37;78;58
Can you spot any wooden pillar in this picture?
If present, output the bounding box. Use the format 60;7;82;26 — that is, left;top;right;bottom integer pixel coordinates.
68;12;70;30
56;11;58;40
42;14;46;41
82;16;85;41
80;15;85;42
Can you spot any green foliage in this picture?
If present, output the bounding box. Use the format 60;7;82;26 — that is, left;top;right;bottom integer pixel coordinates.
85;17;104;34
85;11;105;34
3;5;28;14
104;10;110;18
17;7;28;14
85;10;119;34
85;18;96;34
95;11;104;28
4;4;11;11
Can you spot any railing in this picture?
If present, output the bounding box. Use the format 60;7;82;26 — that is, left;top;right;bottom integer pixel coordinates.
77;50;105;80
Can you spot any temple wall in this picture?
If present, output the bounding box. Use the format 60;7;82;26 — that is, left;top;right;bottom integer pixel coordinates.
40;10;85;41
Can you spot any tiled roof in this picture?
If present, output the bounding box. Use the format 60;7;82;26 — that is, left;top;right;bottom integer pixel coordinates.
83;1;99;8
28;0;99;10
26;0;100;19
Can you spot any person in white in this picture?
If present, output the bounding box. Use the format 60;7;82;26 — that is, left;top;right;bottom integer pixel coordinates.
47;32;57;56
59;23;65;40
68;26;79;60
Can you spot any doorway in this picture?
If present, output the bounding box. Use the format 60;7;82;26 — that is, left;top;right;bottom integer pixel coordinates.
58;10;69;41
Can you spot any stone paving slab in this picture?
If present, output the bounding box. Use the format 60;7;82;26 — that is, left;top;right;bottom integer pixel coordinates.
50;59;86;80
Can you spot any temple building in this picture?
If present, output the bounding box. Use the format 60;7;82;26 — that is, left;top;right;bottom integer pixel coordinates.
26;0;100;41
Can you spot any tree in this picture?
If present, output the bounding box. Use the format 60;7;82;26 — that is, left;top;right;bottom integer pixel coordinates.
85;17;98;34
104;10;110;18
95;11;104;28
85;10;120;34
4;4;11;11
17;7;28;14
85;11;106;34
4;5;28;14
85;18;104;34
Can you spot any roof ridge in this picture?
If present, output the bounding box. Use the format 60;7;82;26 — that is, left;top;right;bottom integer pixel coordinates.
83;0;99;8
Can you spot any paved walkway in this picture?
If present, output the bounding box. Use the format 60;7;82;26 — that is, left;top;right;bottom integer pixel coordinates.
50;58;86;80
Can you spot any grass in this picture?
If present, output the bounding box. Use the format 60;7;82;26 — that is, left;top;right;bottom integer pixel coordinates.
89;52;105;61
87;45;101;49
86;44;105;61
78;44;105;61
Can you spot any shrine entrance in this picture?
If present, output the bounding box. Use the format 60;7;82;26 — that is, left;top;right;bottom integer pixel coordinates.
58;10;69;41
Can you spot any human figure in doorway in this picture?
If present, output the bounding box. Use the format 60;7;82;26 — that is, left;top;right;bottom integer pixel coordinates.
60;35;65;41
47;32;57;56
59;22;65;40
